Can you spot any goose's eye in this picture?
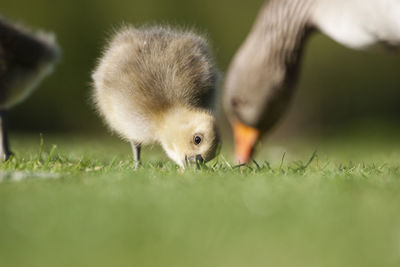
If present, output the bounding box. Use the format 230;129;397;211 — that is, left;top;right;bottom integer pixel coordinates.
193;135;202;145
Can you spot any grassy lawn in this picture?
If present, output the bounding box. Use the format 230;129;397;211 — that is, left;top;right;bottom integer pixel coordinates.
0;129;400;267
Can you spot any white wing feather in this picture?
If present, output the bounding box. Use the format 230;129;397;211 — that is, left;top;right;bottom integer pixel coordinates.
312;0;400;49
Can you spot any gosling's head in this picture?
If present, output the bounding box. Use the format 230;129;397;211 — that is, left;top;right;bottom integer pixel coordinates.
159;108;219;168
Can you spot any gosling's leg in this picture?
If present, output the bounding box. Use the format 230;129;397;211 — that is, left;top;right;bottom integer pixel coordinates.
130;141;141;169
0;110;12;161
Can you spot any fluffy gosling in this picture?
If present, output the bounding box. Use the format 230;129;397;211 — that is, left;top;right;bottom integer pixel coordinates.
92;26;220;168
0;17;60;160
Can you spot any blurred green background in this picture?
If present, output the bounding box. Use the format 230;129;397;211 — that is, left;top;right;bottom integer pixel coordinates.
1;3;400;266
1;0;400;137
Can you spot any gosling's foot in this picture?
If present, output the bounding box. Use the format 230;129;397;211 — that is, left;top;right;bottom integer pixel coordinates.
133;160;141;170
0;150;13;162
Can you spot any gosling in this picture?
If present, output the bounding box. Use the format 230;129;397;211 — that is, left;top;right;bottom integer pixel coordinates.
92;26;220;168
0;17;60;160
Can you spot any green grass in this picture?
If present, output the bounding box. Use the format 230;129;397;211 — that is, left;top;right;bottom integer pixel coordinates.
1;131;400;267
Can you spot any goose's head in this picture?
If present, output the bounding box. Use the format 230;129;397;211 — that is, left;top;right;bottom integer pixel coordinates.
223;39;296;164
221;0;315;164
159;108;220;168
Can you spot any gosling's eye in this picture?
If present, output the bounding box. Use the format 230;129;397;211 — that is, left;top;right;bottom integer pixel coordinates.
193;135;202;145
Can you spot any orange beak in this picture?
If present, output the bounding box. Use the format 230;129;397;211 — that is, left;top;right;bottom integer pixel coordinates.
233;121;260;164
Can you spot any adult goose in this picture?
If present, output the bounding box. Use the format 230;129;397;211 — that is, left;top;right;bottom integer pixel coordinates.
0;17;60;160
224;0;400;163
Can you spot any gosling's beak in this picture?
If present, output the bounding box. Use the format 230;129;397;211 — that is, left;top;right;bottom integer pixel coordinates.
186;154;204;165
233;121;260;164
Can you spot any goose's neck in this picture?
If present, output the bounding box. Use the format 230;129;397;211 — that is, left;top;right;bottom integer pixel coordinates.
225;0;316;130
254;0;315;80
